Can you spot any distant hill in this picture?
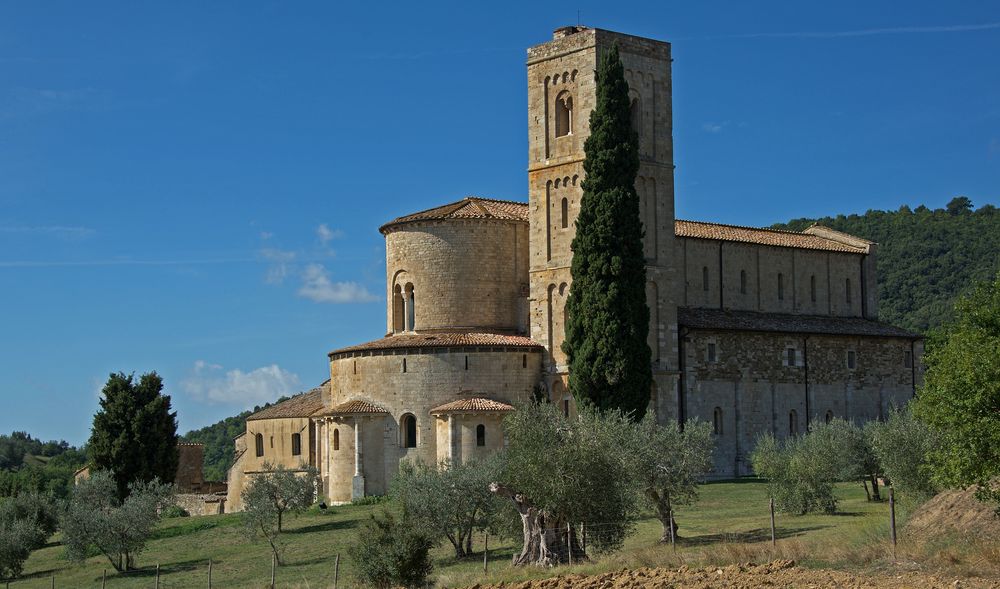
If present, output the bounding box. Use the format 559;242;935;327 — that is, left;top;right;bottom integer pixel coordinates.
774;197;1000;334
181;397;289;482
0;431;87;498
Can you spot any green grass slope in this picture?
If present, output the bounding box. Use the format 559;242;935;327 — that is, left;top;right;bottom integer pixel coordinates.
16;481;912;589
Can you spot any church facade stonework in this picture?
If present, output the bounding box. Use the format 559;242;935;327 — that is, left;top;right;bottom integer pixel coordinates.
226;26;922;508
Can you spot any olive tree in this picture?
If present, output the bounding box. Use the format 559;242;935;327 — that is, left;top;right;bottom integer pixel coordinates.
349;510;434;589
391;457;504;558
489;402;641;566
630;418;714;542
62;471;173;572
869;404;939;502
242;463;318;564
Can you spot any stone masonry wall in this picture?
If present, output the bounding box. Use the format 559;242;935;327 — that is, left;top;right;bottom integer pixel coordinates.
682;328;920;477
384;219;529;334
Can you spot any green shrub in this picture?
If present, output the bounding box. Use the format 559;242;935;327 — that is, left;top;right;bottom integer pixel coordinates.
161;505;190;518
0;518;44;580
349;510;434;589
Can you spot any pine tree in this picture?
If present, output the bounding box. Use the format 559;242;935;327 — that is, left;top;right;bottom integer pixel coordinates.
563;44;652;420
89;372;179;500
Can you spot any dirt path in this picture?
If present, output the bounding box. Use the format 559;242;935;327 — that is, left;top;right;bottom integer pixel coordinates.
466;560;999;588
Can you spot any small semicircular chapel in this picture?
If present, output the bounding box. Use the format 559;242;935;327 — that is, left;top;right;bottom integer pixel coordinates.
226;25;923;510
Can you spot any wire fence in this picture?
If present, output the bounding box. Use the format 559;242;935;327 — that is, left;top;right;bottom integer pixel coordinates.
2;495;902;588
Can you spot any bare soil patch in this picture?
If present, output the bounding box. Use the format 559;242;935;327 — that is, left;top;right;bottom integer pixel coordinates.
465;561;998;588
905;486;1000;539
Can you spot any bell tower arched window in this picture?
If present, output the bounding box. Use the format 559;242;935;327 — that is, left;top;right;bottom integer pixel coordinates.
555;91;573;137
404;283;415;331
392;284;404;333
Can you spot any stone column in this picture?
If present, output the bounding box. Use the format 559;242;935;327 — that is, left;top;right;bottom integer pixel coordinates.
352;418;365;499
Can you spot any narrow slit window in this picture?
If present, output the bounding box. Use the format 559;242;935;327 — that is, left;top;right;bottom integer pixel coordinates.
560;198;569;229
740;270;747;294
789;410;798;435
786;347;796;367
702;266;709;291
291;433;301;456
255;433;264;457
562;399;570;418
847;350;857;370
778;273;784;301
904;350;913;368
402;358;407;373
713;407;723;435
522;354;527;368
333;429;340;451
810;275;817;302
846;278;852;305
464;355;469;370
707;342;717;363
476;424;486;447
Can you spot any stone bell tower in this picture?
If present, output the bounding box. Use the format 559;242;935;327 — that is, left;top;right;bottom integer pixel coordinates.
526;26;682;421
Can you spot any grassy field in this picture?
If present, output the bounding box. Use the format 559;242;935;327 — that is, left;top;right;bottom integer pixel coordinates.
6;480;940;588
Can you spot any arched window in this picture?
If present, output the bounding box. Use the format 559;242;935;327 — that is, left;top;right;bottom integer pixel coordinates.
702;266;709;291
846;278;852;305
555;91;573;137
476;424;486;447
825;410;834;424
291;433;301;456
630;97;641;135
713;407;723;435
810;275;817;302
404;283;415;331
255;433;264;457
401;414;417;449
560;197;569;229
789;410;798;435
333;429;340;451
778;273;784;300
392;284;404;333
740;270;747;294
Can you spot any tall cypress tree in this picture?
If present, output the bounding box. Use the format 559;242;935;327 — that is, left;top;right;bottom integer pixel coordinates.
563;44;652;420
89;372;179;500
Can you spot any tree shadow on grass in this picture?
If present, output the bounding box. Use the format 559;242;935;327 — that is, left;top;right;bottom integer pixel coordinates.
284;518;359;535
679;525;828;546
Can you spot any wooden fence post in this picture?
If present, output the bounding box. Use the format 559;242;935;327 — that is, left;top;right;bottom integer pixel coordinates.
334;553;340;589
483;531;489;573
155;563;160;589
668;509;676;552
889;486;897;562
51;574;55;589
208;559;213;589
769;498;776;547
271;553;276;589
567;521;572;565
581;523;586;554
102;568;107;589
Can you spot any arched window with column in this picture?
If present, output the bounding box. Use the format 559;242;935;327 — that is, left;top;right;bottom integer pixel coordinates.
392;284;404;333
404;283;415;331
555;91;573;137
401;414;417;448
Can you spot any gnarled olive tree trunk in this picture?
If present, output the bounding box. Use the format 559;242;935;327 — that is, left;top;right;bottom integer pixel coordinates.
489;483;585;566
645;488;678;543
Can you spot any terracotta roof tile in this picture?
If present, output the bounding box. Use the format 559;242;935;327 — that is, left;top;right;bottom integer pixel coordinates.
380;197;528;233
675;220;869;253
246;382;329;421
321;399;389;416
430;398;515;414
329;332;542;356
678;307;920;338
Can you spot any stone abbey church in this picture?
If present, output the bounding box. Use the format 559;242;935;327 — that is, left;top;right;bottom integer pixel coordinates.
226;26;923;509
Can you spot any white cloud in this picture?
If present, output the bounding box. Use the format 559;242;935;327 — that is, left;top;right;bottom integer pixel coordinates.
298;263;377;303
182;360;300;405
259;248;296;284
316;224;343;245
702;121;729;134
0;225;96;239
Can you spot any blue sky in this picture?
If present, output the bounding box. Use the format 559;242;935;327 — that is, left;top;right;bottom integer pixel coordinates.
1;2;998;445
